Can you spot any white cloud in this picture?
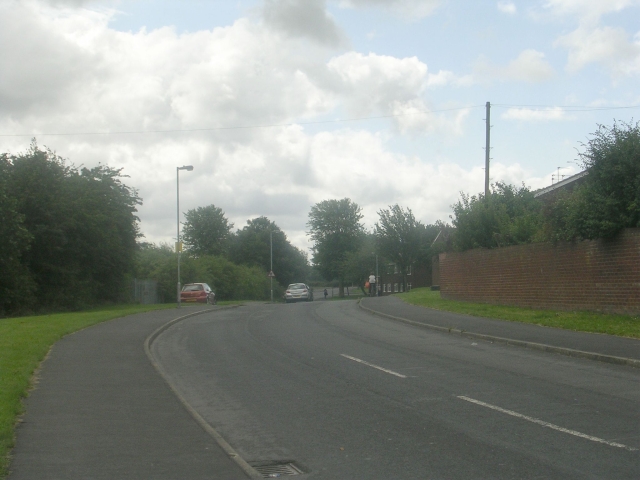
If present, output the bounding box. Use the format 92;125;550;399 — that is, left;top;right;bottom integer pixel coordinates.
337;0;441;20
390;100;470;136
262;0;348;47
504;49;555;81
326;51;427;114
1;1;479;252
426;70;474;88
497;1;517;14
501;107;570;121
555;25;640;76
542;0;640;77
543;0;638;25
475;49;555;83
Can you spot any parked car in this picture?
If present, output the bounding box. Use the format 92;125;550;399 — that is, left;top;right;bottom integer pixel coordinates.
181;283;216;304
284;283;313;303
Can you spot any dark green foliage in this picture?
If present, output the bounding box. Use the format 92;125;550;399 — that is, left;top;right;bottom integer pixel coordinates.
307;198;365;295
182;204;233;256
341;233;377;292
0;155;35;314
2;143;141;314
230;216;309;287
546;120;640;240
136;244;273;302
451;182;543;251
376;205;432;271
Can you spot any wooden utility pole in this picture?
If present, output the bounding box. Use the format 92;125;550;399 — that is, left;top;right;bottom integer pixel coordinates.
485;101;491;199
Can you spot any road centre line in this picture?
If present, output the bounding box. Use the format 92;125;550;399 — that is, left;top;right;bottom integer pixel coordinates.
457;396;638;452
340;354;407;378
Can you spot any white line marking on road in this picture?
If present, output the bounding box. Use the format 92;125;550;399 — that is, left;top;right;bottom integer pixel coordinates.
340;354;407;378
457;395;638;452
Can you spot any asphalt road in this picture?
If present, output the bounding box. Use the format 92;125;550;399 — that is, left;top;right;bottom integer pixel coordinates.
152;300;640;479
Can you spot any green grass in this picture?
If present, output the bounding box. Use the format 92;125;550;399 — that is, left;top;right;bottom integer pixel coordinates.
0;303;176;478
399;288;640;339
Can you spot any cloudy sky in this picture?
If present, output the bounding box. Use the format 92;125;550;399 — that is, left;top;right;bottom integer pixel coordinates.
2;0;639;253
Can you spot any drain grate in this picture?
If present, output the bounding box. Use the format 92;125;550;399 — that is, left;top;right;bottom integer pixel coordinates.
251;461;304;477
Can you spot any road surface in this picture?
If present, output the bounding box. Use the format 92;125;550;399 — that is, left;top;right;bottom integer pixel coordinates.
152;300;639;479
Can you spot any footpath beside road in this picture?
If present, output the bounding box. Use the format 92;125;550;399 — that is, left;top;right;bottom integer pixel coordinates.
360;296;640;367
8;307;251;480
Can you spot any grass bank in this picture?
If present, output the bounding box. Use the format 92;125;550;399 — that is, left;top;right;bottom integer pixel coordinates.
0;304;176;478
399;288;640;339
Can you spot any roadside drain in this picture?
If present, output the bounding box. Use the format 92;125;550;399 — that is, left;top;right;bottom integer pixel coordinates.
250;461;304;477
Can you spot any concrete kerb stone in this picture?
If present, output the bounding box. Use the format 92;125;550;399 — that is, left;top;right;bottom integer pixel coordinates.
144;305;263;480
357;300;640;369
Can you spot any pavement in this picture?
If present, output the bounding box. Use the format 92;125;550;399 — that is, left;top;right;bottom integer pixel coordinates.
8;306;253;480
8;298;639;479
360;296;640;367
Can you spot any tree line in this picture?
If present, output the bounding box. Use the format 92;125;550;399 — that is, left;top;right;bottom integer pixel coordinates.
307;120;640;295
2;120;636;313
138;214;310;303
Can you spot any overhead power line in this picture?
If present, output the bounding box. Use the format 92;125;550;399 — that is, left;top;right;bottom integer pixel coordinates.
1;104;637;138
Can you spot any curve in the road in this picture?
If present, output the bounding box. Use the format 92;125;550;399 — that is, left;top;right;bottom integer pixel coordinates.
143;306;263;480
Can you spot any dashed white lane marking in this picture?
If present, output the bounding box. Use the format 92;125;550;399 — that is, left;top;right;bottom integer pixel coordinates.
457;395;638;452
340;354;407;378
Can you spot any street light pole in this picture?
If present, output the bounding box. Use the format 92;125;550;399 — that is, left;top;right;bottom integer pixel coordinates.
376;254;379;297
270;230;273;303
176;165;194;308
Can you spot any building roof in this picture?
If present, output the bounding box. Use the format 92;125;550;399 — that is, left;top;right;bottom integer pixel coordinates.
534;170;588;199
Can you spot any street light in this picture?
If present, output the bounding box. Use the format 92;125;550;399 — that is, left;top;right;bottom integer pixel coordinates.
375;254;379;297
371;252;379;297
176;165;194;308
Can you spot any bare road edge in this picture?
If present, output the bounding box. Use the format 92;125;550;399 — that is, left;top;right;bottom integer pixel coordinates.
144;306;263;480
357;300;640;369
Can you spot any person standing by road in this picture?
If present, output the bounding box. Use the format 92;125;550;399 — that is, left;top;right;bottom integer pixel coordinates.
368;273;376;297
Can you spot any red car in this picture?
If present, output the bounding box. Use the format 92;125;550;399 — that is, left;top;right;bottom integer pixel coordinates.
180;283;216;304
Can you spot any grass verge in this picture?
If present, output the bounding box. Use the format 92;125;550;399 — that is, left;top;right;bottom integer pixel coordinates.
0;303;176;479
399;288;640;339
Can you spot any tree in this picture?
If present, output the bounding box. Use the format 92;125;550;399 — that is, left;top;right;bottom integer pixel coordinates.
375;205;425;282
6;142;142;311
0;154;34;315
137;246;274;302
547;120;640;240
451;182;543;251
182;204;233;257
342;232;377;295
307;198;365;296
230;216;309;287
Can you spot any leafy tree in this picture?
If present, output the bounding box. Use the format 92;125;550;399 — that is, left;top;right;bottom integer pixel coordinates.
451;182;543;251
141;248;273;302
182;204;233;257
230;216;309;287
0;154;34;315
307;198;365;296
6;142;141;311
342;232;377;295
546;120;640;240
376;205;425;277
67;165;142;302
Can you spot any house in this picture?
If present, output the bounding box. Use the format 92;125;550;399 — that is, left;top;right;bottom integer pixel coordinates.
533;170;588;203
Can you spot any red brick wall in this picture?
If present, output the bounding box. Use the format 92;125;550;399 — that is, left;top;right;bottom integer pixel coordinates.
438;228;640;315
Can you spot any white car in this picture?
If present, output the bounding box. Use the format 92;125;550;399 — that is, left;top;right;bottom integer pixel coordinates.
284;283;313;303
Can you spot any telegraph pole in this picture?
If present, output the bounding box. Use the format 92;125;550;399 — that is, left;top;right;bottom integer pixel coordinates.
485;101;491;199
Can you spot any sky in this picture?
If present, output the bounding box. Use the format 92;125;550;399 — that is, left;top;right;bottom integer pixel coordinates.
1;0;639;254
